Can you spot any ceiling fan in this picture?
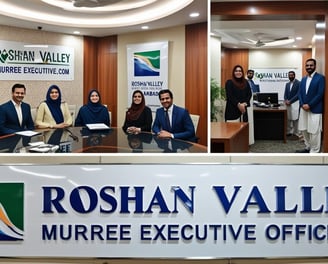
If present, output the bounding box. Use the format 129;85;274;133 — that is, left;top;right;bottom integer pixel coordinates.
71;0;122;7
242;33;294;47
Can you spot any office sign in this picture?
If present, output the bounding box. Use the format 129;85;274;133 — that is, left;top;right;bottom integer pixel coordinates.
0;40;74;80
127;41;168;112
253;68;302;100
0;164;327;258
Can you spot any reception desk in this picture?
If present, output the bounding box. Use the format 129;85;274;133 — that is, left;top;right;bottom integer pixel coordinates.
253;105;287;143
211;122;249;153
0;127;207;153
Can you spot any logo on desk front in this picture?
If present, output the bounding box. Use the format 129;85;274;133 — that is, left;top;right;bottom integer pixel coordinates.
134;50;160;76
0;183;24;241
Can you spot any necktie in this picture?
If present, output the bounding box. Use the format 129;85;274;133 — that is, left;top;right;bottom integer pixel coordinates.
165;109;171;131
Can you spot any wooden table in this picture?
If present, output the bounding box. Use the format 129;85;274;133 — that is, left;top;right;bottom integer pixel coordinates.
253;105;287;143
211;122;249;153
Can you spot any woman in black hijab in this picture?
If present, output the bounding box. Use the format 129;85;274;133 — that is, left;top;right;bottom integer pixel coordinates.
224;65;252;122
75;89;110;127
122;90;152;134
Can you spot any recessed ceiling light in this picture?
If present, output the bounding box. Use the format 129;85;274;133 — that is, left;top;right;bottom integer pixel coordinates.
189;12;199;18
141;26;149;30
73;31;80;34
316;22;326;29
295;36;302;40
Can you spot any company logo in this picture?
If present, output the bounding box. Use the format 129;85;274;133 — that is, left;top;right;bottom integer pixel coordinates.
0;49;9;63
0;183;24;241
134;50;160;76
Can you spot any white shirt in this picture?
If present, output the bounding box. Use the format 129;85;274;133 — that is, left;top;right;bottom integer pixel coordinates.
12;100;22;126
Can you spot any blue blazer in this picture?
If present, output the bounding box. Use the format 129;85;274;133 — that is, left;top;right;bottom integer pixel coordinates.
298;72;325;114
152;105;196;142
284;79;300;104
0;101;35;135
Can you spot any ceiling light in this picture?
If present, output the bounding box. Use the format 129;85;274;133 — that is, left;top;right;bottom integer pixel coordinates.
295;36;302;40
248;7;257;14
315;22;326;29
141;26;149;30
73;31;80;34
189;12;199;18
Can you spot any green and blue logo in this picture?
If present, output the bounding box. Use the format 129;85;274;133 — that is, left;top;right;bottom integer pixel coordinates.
0;183;24;241
134;50;160;76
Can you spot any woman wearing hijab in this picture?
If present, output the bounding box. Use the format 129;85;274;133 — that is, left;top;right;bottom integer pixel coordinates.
224;65;252;122
75;89;110;127
122;90;152;134
35;84;72;128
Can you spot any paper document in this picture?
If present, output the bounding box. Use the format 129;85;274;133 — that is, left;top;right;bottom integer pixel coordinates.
15;130;41;137
86;123;110;130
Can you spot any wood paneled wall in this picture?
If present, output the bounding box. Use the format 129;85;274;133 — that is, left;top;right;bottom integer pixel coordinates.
212;1;328;152
83;36;118;126
185;22;208;146
221;48;249;88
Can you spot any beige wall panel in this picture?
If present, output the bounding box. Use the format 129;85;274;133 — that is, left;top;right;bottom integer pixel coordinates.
0;25;84;109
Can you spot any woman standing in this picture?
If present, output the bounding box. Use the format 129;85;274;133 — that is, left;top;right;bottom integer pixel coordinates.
122;90;152;134
224;65;252;122
35;84;72;129
75;89;110;127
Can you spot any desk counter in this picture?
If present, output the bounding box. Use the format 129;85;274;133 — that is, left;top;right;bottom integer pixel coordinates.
253;105;287;143
0;127;207;153
211;122;249;153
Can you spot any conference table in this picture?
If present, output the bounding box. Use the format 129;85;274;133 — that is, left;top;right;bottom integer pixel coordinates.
0;127;207;153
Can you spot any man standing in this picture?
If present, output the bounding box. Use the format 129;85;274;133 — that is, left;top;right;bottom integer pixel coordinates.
296;58;325;153
247;69;260;93
152;89;196;142
284;70;300;139
0;83;35;135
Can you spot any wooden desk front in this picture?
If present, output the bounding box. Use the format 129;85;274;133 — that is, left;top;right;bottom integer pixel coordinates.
211;122;249;153
253;106;287;143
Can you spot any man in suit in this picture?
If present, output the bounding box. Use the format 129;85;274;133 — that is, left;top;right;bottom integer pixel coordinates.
296;58;325;153
0;83;35;136
152;89;196;142
284;70;300;139
247;69;260;93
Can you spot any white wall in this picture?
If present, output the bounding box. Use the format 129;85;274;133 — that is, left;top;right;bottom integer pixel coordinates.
249;49;303;70
210;36;221;83
0;25;84;109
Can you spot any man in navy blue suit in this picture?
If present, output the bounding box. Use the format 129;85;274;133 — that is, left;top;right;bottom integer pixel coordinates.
247;69;260;93
296;58;325;153
284;70;300;138
0;83;35;136
152;89;196;142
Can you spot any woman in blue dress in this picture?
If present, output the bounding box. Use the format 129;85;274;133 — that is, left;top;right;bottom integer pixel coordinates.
75;89;110;127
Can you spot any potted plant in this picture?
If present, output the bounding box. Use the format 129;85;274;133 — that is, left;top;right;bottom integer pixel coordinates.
211;78;226;121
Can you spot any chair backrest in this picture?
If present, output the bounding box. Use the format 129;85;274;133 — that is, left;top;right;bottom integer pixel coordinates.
190;114;200;133
68;105;77;126
30;108;37;123
108;111;112;127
